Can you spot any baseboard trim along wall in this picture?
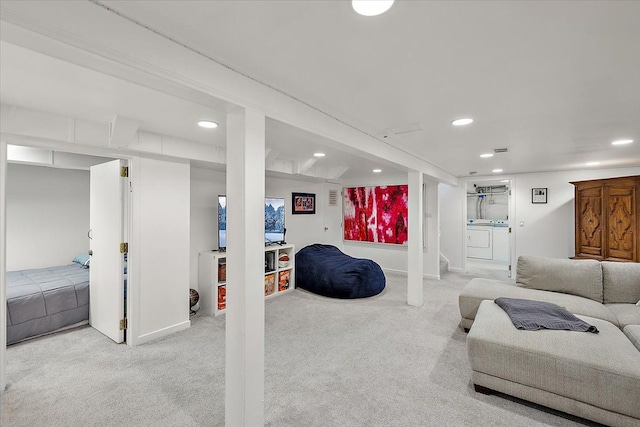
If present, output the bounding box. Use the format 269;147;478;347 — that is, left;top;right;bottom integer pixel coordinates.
383;268;440;280
134;320;191;346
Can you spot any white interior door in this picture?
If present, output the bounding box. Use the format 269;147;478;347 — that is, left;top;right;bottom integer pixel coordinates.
90;159;125;343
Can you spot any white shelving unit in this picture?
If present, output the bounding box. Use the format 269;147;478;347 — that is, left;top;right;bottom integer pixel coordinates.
198;244;295;316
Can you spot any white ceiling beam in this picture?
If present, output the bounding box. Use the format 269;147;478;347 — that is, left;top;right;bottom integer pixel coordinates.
327;166;349;181
296;158;317;175
108;115;139;148
0;5;458;185
264;148;280;165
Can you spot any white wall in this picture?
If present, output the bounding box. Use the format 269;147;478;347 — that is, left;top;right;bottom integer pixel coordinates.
6;164;90;270
340;173;440;278
189;167;342;290
440;167;640;273
512;168;640;260
190;167;226;290
130;157;191;345
439;183;464;271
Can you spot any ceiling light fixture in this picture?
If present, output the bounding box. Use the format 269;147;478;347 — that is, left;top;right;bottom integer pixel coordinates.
373;168;382;173
500;180;510;183
352;0;394;16
586;162;600;166
197;120;218;129
612;139;634;146
313;152;326;158
492;169;503;173
480;153;494;158
451;118;474;126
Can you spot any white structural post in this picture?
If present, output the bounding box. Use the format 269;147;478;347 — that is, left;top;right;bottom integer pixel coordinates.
0;141;6;393
407;170;424;306
225;107;266;426
424;178;441;278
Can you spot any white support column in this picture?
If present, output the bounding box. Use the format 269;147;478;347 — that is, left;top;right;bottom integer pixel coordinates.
424;178;441;279
407;170;424;307
0;140;6;393
225;108;266;426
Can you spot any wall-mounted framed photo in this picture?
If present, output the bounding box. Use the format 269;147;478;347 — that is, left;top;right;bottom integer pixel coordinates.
532;188;548;204
292;192;316;214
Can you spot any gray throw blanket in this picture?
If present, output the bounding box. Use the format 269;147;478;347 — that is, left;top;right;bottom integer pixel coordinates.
495;297;599;333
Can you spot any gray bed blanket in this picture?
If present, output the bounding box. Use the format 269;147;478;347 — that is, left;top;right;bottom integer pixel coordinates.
495;297;599;333
7;264;89;344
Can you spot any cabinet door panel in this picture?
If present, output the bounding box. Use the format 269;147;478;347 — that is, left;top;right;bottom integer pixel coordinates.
607;187;636;261
577;187;603;257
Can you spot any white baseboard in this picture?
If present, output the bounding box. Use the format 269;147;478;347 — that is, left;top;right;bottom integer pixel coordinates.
448;267;464;272
383;268;440;280
383;268;407;275
133;320;191;346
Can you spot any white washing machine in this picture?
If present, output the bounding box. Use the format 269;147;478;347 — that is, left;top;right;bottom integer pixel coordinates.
466;219;493;260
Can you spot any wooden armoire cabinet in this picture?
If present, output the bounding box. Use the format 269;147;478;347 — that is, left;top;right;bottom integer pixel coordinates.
571;175;640;262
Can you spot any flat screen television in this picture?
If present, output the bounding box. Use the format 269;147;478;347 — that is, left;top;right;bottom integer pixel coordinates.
218;195;286;250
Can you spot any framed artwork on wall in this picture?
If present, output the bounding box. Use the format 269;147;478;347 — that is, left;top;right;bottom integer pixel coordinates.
532;188;548;204
343;185;408;245
292;192;316;214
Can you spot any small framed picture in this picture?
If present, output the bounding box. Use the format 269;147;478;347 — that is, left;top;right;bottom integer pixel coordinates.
532;188;548;204
292;192;316;214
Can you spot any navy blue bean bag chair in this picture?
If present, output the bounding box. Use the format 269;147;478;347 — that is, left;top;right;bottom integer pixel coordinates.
295;244;386;298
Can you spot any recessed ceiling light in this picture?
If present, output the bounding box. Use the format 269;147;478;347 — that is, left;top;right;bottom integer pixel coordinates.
586;162;600;166
612;139;633;146
313;152;326;158
451;118;474;126
352;0;394;16
480;153;494;158
492;169;503;173
197;120;218;129
372;169;382;173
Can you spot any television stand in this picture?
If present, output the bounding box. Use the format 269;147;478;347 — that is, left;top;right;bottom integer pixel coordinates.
198;244;296;316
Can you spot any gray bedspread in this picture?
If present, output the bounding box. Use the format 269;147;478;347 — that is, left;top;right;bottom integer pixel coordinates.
495;297;599;333
6;264;89;345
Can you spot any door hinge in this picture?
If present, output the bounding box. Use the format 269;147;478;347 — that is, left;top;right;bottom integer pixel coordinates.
120;166;129;177
508;264;512;271
508;227;512;233
119;318;127;330
120;242;128;253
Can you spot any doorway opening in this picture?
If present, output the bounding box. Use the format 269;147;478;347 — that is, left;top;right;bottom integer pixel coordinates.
465;179;513;280
4;145;130;347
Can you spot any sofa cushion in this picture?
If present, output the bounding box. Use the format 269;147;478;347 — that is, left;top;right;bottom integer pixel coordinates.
459;278;618;327
601;261;640;304
468;300;640;421
604;304;640;329
516;256;603;302
624;325;640;352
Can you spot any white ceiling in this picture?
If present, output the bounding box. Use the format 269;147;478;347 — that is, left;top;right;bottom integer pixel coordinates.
1;1;639;180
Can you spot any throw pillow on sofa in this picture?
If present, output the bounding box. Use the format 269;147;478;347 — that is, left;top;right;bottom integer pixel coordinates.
601;261;640;304
516;256;603;302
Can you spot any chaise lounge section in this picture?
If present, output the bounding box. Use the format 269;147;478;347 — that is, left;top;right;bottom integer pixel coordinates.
460;256;640;427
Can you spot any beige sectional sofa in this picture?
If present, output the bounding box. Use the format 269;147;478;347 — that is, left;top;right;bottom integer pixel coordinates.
459;256;640;427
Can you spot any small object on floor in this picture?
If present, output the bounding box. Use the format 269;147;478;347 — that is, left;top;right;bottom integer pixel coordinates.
189;288;200;316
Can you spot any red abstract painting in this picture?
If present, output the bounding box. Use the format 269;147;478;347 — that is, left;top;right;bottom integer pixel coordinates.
343;185;408;245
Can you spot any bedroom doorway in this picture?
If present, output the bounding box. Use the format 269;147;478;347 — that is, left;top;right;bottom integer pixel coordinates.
3;146;130;347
